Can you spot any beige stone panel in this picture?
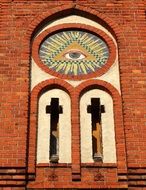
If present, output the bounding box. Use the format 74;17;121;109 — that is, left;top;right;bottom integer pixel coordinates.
80;89;116;163
37;89;71;164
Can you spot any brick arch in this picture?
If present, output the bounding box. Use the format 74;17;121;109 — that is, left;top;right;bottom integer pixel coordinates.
25;4;124;44
28;79;74;173
76;80;127;172
76;79;121;99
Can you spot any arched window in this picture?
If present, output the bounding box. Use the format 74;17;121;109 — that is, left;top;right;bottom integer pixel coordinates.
37;89;71;164
80;89;116;163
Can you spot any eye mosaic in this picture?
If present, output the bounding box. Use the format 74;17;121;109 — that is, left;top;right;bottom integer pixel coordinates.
39;31;109;76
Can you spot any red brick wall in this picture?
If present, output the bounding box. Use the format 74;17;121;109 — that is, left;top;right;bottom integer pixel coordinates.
0;0;146;189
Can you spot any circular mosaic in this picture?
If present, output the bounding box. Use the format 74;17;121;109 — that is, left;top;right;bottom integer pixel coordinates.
39;31;109;76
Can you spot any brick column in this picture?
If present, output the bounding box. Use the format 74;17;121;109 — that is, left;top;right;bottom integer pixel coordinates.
71;91;81;181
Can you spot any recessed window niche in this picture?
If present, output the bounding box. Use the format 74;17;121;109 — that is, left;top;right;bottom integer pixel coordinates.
80;89;116;163
37;88;71;164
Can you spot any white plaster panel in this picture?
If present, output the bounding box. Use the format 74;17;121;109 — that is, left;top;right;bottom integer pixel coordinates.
31;58;54;90
80;89;116;163
37;89;71;164
31;57;120;93
98;56;121;93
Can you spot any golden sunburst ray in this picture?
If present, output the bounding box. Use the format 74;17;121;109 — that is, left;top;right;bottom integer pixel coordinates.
63;32;71;41
96;47;107;53
80;62;87;74
65;63;71;75
75;31;81;39
49;39;60;47
49;41;60;49
88;39;99;46
49;62;58;68
73;63;78;75
49;39;62;47
92;42;104;50
62;62;67;71
50;38;63;46
68;31;74;39
70;62;74;73
45;43;57;51
90;61;101;68
88;40;101;49
56;63;65;72
83;36;90;43
39;50;51;55
78;63;82;73
84;62;95;72
80;33;88;41
45;40;57;48
83;36;94;44
55;34;67;44
102;52;109;56
40;44;49;49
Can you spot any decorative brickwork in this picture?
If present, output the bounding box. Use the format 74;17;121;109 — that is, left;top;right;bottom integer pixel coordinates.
0;1;146;189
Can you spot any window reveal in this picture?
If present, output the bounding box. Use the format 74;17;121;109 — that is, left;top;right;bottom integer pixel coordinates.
46;98;63;163
87;98;105;162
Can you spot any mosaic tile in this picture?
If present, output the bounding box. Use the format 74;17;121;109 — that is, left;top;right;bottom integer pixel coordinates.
39;31;109;76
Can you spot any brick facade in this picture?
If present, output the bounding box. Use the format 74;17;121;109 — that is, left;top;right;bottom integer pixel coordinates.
0;0;146;189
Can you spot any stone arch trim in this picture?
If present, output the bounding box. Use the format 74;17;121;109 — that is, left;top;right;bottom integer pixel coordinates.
28;79;74;173
76;80;127;173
